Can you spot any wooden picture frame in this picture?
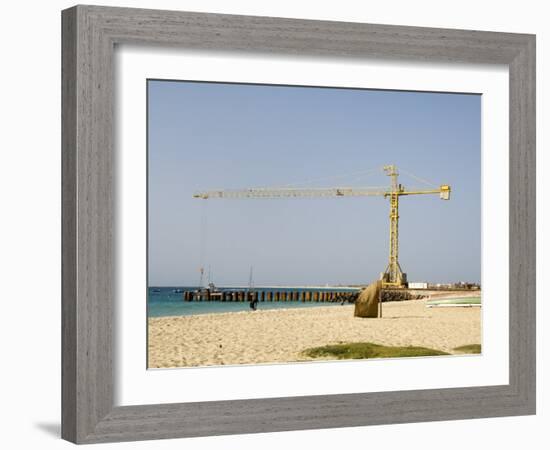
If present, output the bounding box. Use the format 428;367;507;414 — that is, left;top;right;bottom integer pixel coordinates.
62;5;536;444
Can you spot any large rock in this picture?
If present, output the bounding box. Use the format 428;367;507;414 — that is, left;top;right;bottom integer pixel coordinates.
354;280;382;318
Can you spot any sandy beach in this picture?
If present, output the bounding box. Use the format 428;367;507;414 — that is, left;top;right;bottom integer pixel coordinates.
148;299;481;368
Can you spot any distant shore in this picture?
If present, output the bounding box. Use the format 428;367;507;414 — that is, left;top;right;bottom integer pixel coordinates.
148;299;481;368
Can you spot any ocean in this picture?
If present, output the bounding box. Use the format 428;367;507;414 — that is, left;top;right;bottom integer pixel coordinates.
147;286;361;317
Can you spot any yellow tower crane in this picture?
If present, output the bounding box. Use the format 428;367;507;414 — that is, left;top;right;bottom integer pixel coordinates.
193;165;451;288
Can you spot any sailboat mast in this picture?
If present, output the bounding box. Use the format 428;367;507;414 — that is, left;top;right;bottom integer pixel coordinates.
248;266;254;291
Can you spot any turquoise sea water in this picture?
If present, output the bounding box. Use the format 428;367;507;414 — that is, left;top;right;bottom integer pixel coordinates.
147;286;360;317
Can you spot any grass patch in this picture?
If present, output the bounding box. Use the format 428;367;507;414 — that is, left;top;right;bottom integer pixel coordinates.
303;342;449;360
453;344;481;354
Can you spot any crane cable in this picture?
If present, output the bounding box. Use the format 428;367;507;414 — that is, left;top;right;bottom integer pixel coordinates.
263;165;384;189
398;167;439;188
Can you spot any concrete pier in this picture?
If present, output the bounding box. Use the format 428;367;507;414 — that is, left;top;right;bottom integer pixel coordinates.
182;289;359;303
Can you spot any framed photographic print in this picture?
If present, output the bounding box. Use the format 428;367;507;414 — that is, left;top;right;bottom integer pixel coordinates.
62;5;535;444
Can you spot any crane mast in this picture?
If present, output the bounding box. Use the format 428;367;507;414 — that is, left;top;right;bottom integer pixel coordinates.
193;165;450;288
385;165;403;287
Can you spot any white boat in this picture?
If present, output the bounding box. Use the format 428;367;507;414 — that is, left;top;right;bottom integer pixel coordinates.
426;296;481;308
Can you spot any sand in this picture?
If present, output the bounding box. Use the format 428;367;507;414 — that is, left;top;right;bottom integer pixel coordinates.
148;299;481;368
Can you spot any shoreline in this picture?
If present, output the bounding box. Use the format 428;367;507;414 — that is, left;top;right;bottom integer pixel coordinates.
149;303;346;320
148;299;481;368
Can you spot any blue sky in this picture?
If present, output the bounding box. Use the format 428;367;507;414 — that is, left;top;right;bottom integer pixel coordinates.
148;80;480;287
